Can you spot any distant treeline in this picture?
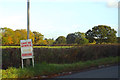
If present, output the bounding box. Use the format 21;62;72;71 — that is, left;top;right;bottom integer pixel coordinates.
0;25;119;46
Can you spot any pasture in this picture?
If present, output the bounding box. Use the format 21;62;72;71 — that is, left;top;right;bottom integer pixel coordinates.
1;46;73;49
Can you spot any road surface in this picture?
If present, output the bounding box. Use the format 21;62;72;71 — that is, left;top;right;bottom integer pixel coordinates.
56;65;119;78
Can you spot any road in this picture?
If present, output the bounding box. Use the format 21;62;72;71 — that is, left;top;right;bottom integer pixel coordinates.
56;65;119;78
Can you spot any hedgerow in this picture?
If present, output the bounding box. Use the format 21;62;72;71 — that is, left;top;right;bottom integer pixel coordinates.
2;44;120;69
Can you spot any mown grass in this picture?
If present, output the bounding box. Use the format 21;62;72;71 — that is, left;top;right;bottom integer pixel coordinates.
1;56;119;79
1;46;73;49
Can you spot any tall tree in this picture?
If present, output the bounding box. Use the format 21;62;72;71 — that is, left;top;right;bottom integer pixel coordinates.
85;29;94;43
1;27;35;45
74;32;89;44
87;25;117;44
13;30;21;45
1;27;14;45
66;33;76;44
55;36;66;44
66;32;89;44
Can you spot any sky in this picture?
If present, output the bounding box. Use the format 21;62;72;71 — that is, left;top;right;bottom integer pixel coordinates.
0;0;119;39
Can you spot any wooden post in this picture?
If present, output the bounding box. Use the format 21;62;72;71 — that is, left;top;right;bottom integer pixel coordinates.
26;0;30;67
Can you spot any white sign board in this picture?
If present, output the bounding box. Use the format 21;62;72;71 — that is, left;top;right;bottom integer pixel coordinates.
20;39;33;59
20;39;34;68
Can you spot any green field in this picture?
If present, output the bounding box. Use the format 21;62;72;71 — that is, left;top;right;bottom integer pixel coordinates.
1;46;73;49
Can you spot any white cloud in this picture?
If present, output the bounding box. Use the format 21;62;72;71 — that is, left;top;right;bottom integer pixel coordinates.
85;0;118;8
107;0;118;8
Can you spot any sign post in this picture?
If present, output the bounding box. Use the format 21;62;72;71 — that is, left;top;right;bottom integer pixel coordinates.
20;39;34;68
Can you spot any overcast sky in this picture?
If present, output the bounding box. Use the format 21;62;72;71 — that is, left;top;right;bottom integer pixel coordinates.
0;0;119;39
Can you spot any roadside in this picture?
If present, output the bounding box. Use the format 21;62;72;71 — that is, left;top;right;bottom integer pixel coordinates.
2;56;119;79
32;63;118;79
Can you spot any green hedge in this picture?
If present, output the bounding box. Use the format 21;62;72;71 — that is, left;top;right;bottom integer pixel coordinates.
2;44;120;69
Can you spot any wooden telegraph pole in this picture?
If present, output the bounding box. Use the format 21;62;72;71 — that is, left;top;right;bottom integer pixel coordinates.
26;0;30;66
27;0;30;39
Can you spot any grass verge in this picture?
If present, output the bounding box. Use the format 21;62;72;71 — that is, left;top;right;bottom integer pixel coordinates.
1;56;119;78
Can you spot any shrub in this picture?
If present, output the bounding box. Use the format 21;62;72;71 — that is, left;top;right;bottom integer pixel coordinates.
2;44;120;69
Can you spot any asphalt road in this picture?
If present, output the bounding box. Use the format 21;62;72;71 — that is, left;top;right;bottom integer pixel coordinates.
56;65;119;78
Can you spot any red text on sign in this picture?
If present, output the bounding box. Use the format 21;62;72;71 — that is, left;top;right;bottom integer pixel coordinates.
21;41;32;47
22;53;32;56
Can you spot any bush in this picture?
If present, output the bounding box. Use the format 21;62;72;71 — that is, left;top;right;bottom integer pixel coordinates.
2;44;120;69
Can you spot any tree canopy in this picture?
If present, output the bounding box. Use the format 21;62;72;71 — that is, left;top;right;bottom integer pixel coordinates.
66;32;89;44
54;36;66;44
86;25;117;44
0;25;118;45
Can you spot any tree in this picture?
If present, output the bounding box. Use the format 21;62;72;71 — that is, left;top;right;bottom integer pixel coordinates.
117;37;120;43
33;31;44;44
86;25;117;44
45;38;55;45
1;27;14;45
55;36;66;44
105;29;117;43
13;30;21;45
66;32;89;44
13;29;34;45
0;29;2;45
1;27;35;45
29;31;35;44
20;29;27;39
85;29;94;43
74;32;89;44
36;40;47;45
66;33;76;44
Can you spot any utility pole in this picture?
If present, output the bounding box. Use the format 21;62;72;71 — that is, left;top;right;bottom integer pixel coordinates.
27;0;30;39
26;0;30;66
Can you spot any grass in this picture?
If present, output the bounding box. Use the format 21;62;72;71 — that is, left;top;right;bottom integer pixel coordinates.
1;46;73;49
1;56;119;79
0;69;1;80
34;46;73;48
1;46;20;48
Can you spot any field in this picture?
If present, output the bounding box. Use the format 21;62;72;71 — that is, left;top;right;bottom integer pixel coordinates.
1;46;73;49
